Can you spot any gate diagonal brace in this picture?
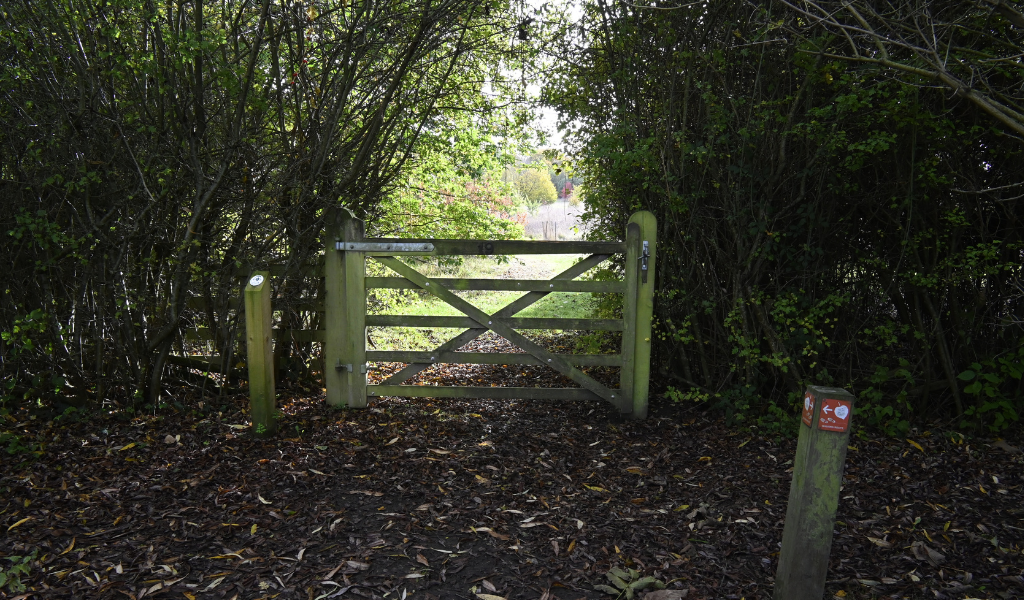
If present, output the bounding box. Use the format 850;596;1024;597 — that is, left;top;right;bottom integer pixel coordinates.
373;256;627;411
379;253;611;386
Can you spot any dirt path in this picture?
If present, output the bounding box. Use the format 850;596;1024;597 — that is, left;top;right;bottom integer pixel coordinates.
497;256;564;280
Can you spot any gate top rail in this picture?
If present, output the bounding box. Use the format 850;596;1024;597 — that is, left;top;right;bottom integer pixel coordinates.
336;238;625;256
339;242;435;252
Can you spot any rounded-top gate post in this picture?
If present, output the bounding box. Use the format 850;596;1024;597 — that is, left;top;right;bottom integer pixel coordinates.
628;211;657;419
325;207;368;408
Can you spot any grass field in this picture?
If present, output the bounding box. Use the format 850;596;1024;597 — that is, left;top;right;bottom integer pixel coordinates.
367;254;608;351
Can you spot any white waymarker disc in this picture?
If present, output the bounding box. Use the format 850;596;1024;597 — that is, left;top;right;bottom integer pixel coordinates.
249;274;265;287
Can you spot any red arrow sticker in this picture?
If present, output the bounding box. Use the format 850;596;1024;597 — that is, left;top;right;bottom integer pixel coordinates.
818;398;852;432
801;393;815;427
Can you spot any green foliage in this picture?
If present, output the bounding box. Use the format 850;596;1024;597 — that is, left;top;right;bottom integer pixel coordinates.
594;567;666;600
567;264;625;355
378;109;531;244
541;0;1024;432
665;383;767;428
857;363;914;437
956;347;1024;432
0;432;42;459
515;168;559;205
0;0;537;404
786;0;1024;138
755;399;801;439
1;308;68;410
0;551;38;593
55;405;85;423
1;309;52;361
8;208;79;257
380;177;525;242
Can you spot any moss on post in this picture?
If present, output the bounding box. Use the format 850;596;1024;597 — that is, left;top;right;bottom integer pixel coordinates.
774;385;855;600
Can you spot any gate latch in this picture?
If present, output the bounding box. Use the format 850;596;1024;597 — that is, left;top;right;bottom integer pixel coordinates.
335;360;367;374
641;241;650;284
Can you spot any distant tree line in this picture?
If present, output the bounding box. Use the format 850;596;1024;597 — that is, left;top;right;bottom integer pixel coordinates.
503;153;582;207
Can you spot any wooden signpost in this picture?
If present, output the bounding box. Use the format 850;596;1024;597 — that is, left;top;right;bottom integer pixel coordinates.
774;385;856;600
244;271;277;438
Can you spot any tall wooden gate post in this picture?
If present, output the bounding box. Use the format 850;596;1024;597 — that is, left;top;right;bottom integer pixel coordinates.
774;385;855;600
244;271;277;437
325;207;368;408
629;211;657;419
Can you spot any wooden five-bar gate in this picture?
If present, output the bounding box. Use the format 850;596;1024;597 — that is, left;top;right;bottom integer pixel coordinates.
243;209;656;436
323;209;656;418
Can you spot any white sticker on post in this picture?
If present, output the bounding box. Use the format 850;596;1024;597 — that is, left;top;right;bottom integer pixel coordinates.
249;274;265;287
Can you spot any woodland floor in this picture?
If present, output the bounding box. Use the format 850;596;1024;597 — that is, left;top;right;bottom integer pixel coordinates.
2;336;1024;600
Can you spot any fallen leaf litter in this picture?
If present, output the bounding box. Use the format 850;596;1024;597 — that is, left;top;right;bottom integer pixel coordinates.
1;336;1022;599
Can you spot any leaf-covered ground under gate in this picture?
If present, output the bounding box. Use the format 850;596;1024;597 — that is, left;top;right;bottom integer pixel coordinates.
2;360;1023;600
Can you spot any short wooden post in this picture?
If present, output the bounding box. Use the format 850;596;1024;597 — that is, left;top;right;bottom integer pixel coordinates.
324;207;367;408
618;222;640;415
628;211;657;419
244;271;276;437
774;385;856;600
